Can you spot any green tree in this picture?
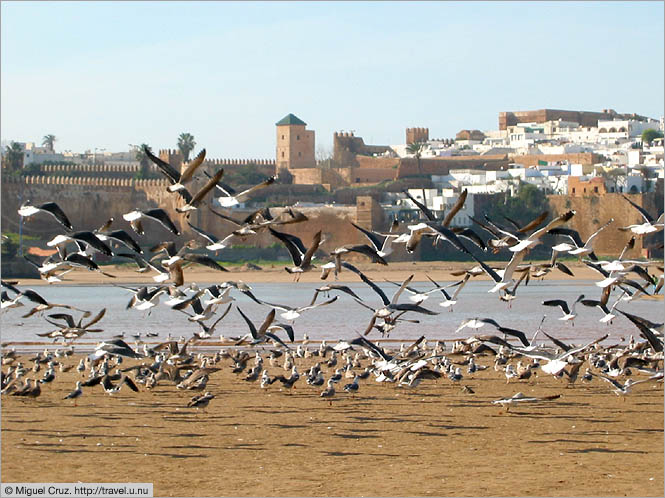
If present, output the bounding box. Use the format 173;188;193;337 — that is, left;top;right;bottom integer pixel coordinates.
135;144;152;178
42;134;56;151
637;166;653;193
641;128;663;146
600;167;626;193
177;132;196;162
3;142;24;171
406;141;426;176
489;182;549;229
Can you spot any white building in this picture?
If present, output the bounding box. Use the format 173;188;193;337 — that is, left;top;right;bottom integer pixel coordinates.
401;188;475;226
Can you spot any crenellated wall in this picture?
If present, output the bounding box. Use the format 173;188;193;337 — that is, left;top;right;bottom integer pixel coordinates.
1;175;180;245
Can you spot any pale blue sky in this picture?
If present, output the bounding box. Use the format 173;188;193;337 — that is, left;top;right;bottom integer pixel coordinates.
2;1;663;159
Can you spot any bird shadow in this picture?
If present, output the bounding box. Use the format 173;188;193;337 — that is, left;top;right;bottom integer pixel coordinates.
567;447;649;454
333;433;379;439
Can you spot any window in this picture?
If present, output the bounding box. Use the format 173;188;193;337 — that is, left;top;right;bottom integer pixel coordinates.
572;187;576;194
594;186;599;193
281;135;285;139
298;152;301;157
281;151;285;158
296;135;300;140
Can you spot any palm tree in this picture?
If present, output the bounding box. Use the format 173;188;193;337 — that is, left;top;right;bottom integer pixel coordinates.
406;141;426;176
177;133;196;162
4;142;24;171
42;134;56;152
135;144;152;178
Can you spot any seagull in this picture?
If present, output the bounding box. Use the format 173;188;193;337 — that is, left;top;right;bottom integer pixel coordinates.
491;392;561;411
618;194;664;235
114;252;172;283
123;285;169;312
89;339;144;360
471;211;549;252
215;176;276;207
320;378;336;404
470;246;530;293
401;188;486;251
102;372;140;395
176;168;226;214
187;391;215;410
187;222;237;252
455;317;530;347
343;263;438;320
274;366;300;390
258;295;339;322
16;289;91;319
592;373;662;397
542;294;585;324
122;208;180;236
311;284;362;302
616;309;663;353
349;220;401;258
425;274;468;311
63;381;83;406
343;375;360;395
329;244;388;274
47;231;113;258
549;218;613;260
507;210;576;253
269;228;322;280
18;201;73;231
93;218;143;254
144;146;207;193
38;308;107;342
236;307;294;348
581;287;623;324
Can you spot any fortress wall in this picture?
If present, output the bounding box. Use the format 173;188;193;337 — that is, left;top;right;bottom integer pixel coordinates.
203;159;276;177
1;176;181;245
289;168;324;185
397;156;510;177
546;192;661;258
354;156;400;170
347;168;397;184
510;152;605;167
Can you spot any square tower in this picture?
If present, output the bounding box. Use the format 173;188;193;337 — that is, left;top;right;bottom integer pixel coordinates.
276;113;315;172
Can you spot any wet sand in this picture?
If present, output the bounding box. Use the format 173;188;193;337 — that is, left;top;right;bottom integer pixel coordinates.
1;352;663;497
14;260;612;286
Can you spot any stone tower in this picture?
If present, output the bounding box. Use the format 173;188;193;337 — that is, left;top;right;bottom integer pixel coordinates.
159;149;183;169
406;127;429;144
276;113;315;172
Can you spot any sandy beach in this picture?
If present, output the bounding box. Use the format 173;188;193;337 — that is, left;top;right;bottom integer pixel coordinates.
2;259;664;496
1;350;663;497
12;259;616;287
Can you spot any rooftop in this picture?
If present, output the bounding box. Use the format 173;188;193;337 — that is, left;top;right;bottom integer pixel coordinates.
276;113;306;126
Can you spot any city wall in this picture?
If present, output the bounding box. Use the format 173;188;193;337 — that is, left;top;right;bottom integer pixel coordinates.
1;175;179;245
509;152;605;167
546;191;662;258
396;155;510;177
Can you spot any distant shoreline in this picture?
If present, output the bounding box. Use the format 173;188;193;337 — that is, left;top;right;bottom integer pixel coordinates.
6;259;621;286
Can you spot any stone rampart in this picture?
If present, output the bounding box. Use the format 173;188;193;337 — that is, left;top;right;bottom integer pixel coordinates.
1;175;179;245
546;192;662;258
510;152;605;167
397;155;510;177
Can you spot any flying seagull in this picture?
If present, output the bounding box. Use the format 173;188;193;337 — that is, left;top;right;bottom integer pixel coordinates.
18;201;73;231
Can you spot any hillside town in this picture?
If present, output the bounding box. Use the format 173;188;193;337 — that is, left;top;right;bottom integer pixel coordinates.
2;107;664;272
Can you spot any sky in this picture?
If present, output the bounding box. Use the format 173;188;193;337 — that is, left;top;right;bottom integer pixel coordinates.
1;1;663;160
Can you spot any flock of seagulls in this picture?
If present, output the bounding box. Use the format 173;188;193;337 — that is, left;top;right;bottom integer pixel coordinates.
3;145;663;412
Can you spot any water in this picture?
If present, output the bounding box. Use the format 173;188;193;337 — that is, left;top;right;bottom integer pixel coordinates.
2;278;662;352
